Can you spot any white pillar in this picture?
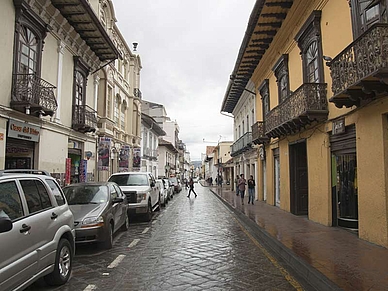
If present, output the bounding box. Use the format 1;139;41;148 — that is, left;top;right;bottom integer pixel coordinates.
93;75;100;112
55;40;65;122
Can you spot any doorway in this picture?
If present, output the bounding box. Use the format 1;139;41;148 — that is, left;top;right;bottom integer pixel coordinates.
289;141;308;215
273;148;280;207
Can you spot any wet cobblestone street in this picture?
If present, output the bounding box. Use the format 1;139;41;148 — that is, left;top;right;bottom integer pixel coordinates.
28;184;306;291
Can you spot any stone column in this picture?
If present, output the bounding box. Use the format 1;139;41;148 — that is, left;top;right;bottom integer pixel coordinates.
54;41;65;122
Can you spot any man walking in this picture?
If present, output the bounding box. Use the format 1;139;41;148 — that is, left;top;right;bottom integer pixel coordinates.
248;175;256;204
187;177;197;198
238;174;246;204
235;175;240;196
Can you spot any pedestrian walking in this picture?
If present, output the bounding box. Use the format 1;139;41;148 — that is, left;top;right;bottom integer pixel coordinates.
248;175;256;204
238;174;246;204
187;177;197;198
235;175;240;196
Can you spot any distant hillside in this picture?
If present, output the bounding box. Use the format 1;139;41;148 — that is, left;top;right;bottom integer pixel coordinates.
191;161;202;169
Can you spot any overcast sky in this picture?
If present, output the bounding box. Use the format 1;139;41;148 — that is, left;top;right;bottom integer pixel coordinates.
113;0;256;161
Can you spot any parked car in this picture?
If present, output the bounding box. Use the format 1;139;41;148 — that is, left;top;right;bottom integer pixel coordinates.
163;178;174;200
169;177;182;194
62;182;129;249
0;170;75;291
108;172;159;221
155;179;168;207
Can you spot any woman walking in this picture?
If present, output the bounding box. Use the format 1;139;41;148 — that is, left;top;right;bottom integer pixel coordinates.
238;174;246;204
187;177;197;198
248;175;256;204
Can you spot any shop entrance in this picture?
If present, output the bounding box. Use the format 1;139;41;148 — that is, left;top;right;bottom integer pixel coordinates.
68;148;81;184
330;124;358;229
5;138;34;169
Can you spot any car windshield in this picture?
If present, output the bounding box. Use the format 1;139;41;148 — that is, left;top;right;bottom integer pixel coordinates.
109;174;148;186
169;177;177;185
63;185;108;205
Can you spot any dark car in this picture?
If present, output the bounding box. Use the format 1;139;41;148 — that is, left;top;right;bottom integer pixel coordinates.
169;177;182;194
63;182;129;249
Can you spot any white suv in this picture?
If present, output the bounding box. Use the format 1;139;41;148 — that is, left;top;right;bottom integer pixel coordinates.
0;170;75;291
108;172;159;221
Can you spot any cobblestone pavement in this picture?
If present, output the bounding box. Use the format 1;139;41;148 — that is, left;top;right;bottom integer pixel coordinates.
27;184;308;291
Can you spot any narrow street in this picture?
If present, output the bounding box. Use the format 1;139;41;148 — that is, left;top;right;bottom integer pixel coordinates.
27;184;309;291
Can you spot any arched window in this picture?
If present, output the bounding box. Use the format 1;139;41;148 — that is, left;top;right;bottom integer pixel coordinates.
273;55;289;104
17;26;39;75
121;100;126;130
114;95;120;124
306;41;319;83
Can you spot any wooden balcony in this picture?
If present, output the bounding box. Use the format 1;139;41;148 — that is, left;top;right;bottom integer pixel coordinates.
72;105;97;133
329;23;388;108
251;121;269;145
11;74;58;117
230;132;252;157
265;83;328;138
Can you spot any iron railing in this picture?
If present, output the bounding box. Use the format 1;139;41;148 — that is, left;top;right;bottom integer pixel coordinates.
251;121;268;144
11;74;58;115
230;132;252;156
265;83;327;136
72;104;97;133
329;23;388;96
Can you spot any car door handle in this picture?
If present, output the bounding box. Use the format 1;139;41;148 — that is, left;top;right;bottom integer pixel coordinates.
20;224;31;233
51;212;58;220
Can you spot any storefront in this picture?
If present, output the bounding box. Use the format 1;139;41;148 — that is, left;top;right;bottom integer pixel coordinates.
5;119;39;169
330;122;358;230
68;140;84;184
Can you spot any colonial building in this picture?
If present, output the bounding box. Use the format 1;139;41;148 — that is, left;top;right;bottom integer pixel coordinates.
93;0;142;181
141;113;165;177
0;0;119;185
221;0;388;248
158;139;178;178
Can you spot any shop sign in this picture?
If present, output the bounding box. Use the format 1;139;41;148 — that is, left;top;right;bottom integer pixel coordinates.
8;120;40;142
80;159;87;182
332;118;345;135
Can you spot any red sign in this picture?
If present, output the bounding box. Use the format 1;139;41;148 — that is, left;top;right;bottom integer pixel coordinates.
65;158;71;185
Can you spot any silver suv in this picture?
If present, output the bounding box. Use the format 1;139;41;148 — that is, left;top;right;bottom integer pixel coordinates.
108;172;159;221
0;170;75;291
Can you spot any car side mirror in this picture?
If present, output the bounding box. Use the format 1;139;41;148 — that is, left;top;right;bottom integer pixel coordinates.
0;217;13;233
112;197;124;204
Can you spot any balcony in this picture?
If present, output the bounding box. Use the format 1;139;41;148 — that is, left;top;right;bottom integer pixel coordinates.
329;24;388;108
143;148;158;160
134;88;142;99
230;132;252;157
97;117;114;135
265;83;328;138
72;105;97;133
251;121;269;145
11;74;58;117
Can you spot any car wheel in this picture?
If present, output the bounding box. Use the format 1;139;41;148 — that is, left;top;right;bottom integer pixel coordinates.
121;214;129;231
103;223;114;249
44;238;72;286
144;200;152;222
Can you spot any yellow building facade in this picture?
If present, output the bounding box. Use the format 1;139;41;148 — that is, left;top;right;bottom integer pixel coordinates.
221;0;388;248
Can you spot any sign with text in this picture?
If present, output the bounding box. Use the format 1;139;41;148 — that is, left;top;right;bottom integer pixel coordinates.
332;118;345;135
65;158;71;186
8;120;40;142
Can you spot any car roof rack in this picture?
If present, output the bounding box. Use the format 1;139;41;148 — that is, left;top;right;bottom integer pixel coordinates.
0;169;51;176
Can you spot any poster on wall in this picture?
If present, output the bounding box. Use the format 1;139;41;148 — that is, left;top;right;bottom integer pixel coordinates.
80;159;87;182
98;137;111;171
119;145;130;172
65;158;71;186
133;147;141;171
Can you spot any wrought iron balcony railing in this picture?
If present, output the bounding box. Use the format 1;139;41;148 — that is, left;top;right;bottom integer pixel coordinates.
251;121;269;145
72;104;98;133
11;74;58;117
329;23;388;108
134;88;142;99
230;132;252;157
265;83;328;138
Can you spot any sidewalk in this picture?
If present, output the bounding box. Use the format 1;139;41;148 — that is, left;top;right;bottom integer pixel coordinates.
202;182;388;291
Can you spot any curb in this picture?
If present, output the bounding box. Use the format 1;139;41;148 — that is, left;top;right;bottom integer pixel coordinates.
209;188;343;291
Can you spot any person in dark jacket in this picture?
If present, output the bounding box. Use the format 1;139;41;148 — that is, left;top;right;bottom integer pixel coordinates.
187;177;197;198
248;175;256;204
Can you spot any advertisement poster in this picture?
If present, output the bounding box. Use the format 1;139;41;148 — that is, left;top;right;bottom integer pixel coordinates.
119;145;130;172
80;159;87;182
133;147;141;170
98;137;111;171
65;158;71;185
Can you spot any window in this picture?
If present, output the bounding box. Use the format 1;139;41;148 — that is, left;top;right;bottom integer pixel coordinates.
246;115;249;132
107;86;112;118
295;11;324;84
114;95;120;124
121;101;126;130
242;121;245;133
45;179;65;206
251;109;255;127
350;0;387;37
272;55;289;103
73;57;89;107
259;79;270;116
0;181;23;221
20;180;52;214
13;4;47;76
